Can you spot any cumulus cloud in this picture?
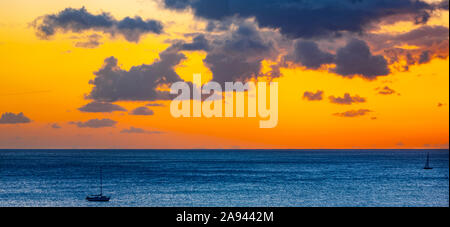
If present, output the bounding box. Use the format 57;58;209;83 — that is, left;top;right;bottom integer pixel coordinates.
130;107;154;116
333;39;390;79
202;20;279;84
120;126;162;134
78;101;126;113
180;34;210;51
333;109;373;118
87;45;185;102
161;0;444;38
285;39;390;79
32;7;163;42
69;118;117;128
303;90;324;101
75;1;446;104
286;40;334;69
329;93;366;105
0;112;31;124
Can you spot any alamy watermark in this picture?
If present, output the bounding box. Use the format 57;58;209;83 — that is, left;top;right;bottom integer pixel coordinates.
170;74;278;128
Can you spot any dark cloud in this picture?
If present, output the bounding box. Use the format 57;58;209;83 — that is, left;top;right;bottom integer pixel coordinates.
418;51;431;64
329;93;366;105
437;0;449;9
368;26;449;68
0;112;31;124
130;107;154;116
394;26;449;49
69;118;117;128
87;22;276;102
333;109;372;118
377;86;397;95
120;126;161;134
438;103;446;107
287;40;334;69
202;21;279;84
87;46;185;102
303;90;324;101
333;39;390;79
180;34;210;51
205;19;233;32
32;7;163;42
78;101;126;113
146;103;165;107
162;0;443;38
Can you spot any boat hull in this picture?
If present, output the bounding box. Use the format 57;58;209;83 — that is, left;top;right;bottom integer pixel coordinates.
86;196;110;202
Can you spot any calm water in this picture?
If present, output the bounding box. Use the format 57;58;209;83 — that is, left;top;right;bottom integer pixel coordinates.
0;149;448;207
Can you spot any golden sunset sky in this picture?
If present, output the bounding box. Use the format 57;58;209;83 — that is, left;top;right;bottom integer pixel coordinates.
0;0;448;149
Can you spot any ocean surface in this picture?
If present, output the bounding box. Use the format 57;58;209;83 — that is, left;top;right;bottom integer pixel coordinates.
0;149;448;207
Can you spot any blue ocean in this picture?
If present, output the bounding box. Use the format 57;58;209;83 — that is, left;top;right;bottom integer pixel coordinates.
0;149;448;207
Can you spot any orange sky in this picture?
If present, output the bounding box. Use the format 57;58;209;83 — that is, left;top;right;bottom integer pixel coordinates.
0;0;448;149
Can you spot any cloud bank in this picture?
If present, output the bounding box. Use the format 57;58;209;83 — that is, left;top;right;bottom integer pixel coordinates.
329;93;366;105
0;112;31;124
333;109;373;118
162;0;445;38
33;7;163;42
303;90;324;101
78;101;126;113
69;118;117;128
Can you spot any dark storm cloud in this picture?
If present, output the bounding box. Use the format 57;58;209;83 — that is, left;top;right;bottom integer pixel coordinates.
0;112;31;124
329;93;366;105
87;46;185;102
130;107;154;116
78;101;126;113
303;90;324;101
333;39;390;79
333;109;372;118
287;40;335;69
69;118;117;128
120;126;161;134
32;7;163;42
161;0;444;38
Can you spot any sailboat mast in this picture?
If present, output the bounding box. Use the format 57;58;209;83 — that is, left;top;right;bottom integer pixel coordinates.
100;168;103;195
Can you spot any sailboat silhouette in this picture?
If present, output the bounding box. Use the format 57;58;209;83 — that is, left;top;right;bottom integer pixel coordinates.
86;168;111;202
423;153;433;170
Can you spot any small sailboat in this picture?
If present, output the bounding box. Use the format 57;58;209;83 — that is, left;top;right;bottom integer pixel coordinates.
86;168;110;202
423;153;433;170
